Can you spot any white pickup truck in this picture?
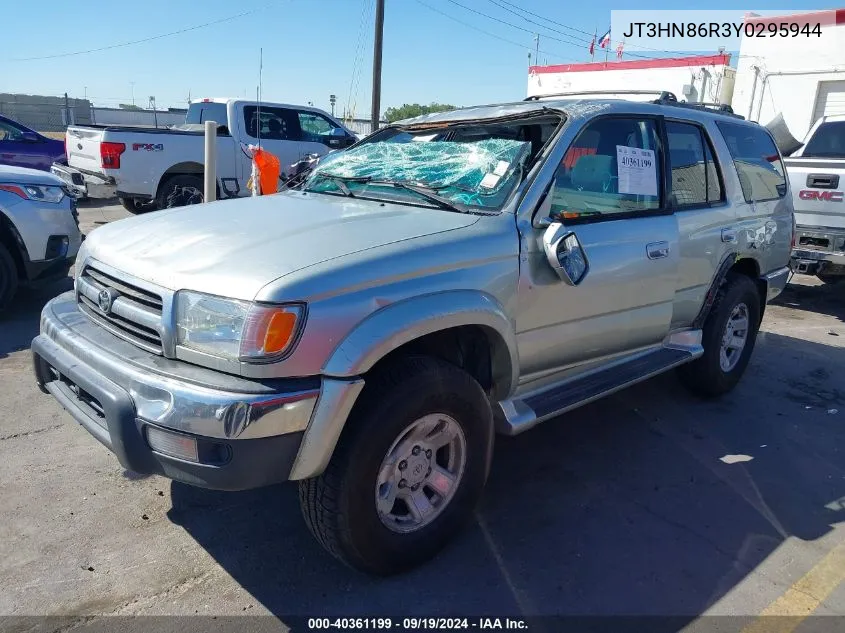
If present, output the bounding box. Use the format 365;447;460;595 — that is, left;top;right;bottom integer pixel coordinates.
784;114;845;283
51;98;358;212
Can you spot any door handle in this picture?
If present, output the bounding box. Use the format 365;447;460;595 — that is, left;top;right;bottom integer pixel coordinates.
646;241;670;260
721;228;737;243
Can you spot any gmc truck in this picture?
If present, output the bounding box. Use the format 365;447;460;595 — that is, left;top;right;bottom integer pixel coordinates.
784;114;845;282
51;98;357;213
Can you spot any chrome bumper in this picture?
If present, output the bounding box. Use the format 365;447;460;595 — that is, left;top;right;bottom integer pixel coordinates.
31;293;338;489
51;163;116;199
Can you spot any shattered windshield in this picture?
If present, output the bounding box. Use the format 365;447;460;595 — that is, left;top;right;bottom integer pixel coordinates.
303;129;535;212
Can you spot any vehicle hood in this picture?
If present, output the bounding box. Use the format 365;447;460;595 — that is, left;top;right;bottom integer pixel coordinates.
0;164;65;186
82;191;480;300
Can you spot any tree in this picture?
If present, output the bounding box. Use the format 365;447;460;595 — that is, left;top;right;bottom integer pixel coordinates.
384;102;457;123
118;104;143;111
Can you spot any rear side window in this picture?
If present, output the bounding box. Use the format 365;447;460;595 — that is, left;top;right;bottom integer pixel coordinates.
802;121;845;158
550;117;663;222
666;121;723;208
717;121;786;203
185;102;228;126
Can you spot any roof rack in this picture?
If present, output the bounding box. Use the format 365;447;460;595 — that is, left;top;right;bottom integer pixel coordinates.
525;90;746;119
524;90;675;101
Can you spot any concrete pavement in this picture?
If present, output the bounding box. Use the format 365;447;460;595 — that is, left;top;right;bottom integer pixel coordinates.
0;199;843;630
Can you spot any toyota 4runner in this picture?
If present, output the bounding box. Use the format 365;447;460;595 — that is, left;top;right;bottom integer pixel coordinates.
31;93;793;575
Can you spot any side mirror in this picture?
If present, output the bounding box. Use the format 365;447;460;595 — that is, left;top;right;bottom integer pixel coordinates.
542;222;588;285
21;131;40;143
330;127;346;137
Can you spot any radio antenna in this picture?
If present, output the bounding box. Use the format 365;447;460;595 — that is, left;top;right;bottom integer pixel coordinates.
257;46;263;148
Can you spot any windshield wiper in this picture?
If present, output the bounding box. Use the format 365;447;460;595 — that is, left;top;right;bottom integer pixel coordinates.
372;180;466;213
310;173;358;197
310;174;467;213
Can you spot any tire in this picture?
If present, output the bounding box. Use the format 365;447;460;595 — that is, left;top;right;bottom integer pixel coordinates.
299;355;494;575
0;242;19;312
155;175;204;210
677;272;761;397
818;273;844;285
118;197;155;215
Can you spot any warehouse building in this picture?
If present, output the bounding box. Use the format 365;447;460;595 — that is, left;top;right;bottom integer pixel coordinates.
527;54;735;105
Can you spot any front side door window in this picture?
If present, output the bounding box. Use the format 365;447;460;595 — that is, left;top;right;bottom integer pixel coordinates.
549;117;663;223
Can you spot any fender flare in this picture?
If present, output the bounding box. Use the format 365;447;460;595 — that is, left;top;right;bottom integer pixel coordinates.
693;252;763;328
322;290;519;399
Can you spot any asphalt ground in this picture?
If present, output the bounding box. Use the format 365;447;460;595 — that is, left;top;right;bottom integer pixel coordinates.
0;199;843;632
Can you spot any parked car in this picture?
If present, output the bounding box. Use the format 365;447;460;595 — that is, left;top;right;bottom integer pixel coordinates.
0;115;66;172
32;93;792;574
782;114;845;282
0;165;81;310
50;98;358;213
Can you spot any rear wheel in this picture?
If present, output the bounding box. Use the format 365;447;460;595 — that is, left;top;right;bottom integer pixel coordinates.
0;243;19;312
155;175;204;209
677;273;761;397
118;197;155;215
818;273;844;285
299;356;494;575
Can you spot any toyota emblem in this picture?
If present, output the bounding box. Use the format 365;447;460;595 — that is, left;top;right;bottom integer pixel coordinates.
98;288;116;314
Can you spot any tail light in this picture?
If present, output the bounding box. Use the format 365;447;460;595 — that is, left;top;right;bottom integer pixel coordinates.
100;142;126;169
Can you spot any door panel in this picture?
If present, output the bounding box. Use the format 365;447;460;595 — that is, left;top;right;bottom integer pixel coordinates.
665;119;736;327
516;215;679;383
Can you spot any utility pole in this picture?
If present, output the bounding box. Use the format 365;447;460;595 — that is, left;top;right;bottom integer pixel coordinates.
534;34;540;63
371;0;385;132
330;94;337;116
130;82;136;106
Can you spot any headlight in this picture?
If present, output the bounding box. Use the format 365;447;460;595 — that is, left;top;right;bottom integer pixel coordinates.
0;183;65;203
175;290;304;362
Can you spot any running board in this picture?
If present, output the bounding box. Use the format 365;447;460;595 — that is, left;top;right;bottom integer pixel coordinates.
497;343;701;436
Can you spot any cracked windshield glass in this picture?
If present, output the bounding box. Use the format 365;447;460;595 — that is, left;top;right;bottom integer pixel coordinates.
303;124;540;210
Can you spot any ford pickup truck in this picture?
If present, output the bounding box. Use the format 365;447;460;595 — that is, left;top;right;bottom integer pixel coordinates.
784;114;845;282
32;94;792;575
51;98;357;212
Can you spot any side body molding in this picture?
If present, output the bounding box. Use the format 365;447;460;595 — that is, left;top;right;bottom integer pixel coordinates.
322;290;519;400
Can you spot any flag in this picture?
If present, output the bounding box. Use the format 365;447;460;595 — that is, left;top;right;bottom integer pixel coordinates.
616;40;624;59
589;34;596;56
599;29;611;48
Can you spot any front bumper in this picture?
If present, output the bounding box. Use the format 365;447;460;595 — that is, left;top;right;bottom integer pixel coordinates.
32;292;323;490
51;163;116;199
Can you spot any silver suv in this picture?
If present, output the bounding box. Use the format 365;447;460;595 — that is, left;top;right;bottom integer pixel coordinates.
31;94;793;575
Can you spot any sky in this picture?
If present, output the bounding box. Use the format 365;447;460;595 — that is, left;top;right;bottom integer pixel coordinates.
0;0;831;117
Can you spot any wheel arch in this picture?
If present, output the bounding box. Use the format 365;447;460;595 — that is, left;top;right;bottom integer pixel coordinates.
694;253;767;328
322;290;519;401
0;212;27;281
155;161;204;197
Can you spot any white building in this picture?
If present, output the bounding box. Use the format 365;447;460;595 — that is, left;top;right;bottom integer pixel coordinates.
527;54;735;105
733;8;845;141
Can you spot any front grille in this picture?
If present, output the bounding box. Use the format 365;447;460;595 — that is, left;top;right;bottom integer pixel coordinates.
77;264;164;354
45;364;107;430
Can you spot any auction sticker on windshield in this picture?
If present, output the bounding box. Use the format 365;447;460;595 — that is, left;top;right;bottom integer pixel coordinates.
616;145;657;196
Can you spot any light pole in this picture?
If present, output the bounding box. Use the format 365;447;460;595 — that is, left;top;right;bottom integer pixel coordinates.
130;82;136;107
330;94;336;117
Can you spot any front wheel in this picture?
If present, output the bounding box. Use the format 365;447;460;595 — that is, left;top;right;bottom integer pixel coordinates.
299;356;494;575
677;273;761;397
0;243;18;312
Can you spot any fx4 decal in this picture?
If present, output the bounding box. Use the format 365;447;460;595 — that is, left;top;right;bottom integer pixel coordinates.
132;143;164;152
